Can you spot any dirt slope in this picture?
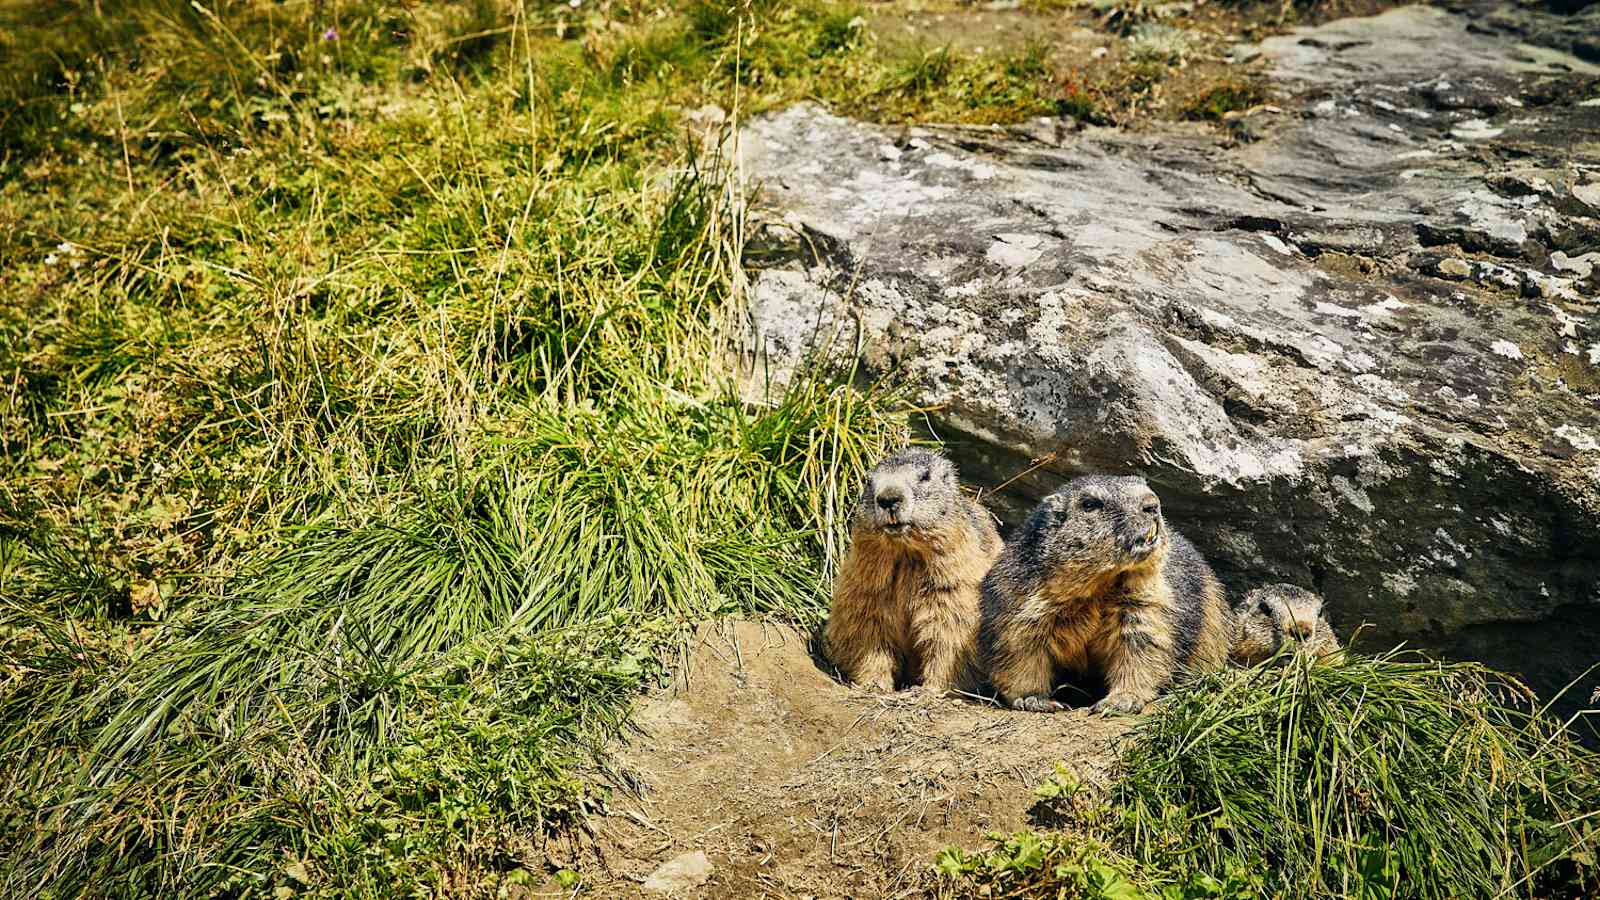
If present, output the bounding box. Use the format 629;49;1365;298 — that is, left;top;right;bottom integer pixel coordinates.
567;620;1130;898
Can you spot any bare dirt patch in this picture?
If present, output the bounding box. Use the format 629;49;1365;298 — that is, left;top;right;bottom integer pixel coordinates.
569;620;1130;898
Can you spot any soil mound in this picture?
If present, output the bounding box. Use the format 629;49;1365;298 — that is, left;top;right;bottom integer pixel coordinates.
576;620;1130;898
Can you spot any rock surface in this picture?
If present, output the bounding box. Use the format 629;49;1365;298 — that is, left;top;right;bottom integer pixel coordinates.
739;4;1600;704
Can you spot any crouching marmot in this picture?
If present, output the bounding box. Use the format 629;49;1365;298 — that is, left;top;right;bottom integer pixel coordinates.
1230;583;1341;665
824;448;1001;694
979;475;1230;714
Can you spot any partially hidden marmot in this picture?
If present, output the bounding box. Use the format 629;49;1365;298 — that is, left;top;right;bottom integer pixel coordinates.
979;475;1230;714
1230;583;1341;665
825;448;1001;695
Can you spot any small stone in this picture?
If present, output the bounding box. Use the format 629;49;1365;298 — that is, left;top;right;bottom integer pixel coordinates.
643;851;714;894
1437;258;1472;278
1573;182;1600;211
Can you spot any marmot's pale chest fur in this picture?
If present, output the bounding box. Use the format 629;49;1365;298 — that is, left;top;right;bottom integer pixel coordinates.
824;449;1001;694
979;475;1230;714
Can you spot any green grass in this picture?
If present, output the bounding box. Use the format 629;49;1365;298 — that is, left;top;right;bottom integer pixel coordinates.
1;0;938;894
936;651;1600;899
3;1;1592;897
1184;79;1268;121
1115;653;1600;899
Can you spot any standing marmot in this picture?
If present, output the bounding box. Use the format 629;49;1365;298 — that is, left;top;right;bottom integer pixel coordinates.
1230;583;1341;665
824;448;1001;695
979;475;1230;714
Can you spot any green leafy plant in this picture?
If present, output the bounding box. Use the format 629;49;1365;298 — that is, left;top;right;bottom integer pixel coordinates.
934;829;1264;899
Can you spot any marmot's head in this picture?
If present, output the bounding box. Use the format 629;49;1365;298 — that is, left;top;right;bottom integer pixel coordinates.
1020;475;1168;580
855;448;962;540
1236;584;1337;659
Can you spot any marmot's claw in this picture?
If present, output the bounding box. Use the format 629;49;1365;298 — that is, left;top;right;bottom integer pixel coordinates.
1011;695;1065;713
1091;693;1147;716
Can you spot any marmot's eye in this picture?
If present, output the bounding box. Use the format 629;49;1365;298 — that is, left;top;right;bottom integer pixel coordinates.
1141;502;1159;515
1079;496;1103;512
919;469;932;483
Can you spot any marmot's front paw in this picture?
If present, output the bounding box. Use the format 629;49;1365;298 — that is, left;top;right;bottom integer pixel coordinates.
1011;695;1065;713
1091;692;1149;716
860;676;895;693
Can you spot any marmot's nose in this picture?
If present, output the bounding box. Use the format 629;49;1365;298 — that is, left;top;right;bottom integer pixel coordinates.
877;492;905;513
1290;619;1314;639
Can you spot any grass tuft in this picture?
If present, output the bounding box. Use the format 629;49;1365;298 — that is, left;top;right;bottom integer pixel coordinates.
936;652;1600;899
1184;79;1267;120
1115;652;1600;898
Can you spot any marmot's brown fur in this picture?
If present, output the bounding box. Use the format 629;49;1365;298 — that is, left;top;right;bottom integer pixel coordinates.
979;475;1230;714
1230;583;1341;665
825;448;1001;694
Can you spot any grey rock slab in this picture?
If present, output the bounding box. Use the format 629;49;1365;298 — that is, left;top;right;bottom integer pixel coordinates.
738;5;1600;706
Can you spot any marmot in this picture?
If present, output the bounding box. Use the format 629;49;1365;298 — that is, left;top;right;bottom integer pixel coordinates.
824;448;1001;695
1230;583;1341;665
979;475;1230;714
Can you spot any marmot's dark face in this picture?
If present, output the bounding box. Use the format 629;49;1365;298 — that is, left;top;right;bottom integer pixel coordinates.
1028;475;1168;576
1241;584;1328;643
856;448;961;539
